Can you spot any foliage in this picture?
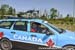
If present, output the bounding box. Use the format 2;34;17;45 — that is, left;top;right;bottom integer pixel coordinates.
8;7;13;15
50;8;58;19
0;4;16;19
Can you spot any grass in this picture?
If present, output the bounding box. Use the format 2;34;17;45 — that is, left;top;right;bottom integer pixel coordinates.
53;24;75;31
41;18;75;31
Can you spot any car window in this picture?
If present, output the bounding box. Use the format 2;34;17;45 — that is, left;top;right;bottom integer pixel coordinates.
30;22;54;35
13;21;27;31
0;21;14;29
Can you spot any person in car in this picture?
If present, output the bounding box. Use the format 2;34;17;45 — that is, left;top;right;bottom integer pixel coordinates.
31;23;37;32
36;24;42;33
31;22;42;33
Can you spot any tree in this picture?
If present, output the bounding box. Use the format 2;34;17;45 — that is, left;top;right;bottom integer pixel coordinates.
50;8;58;19
0;9;1;14
13;8;16;16
0;4;9;15
0;4;9;19
8;7;13;15
0;4;16;18
66;14;70;18
0;7;5;17
8;7;16;16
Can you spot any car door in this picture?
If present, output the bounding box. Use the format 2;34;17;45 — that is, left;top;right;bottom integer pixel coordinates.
0;21;14;39
29;21;57;47
10;21;29;43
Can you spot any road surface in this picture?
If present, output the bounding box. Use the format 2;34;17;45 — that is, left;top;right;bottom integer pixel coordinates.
0;48;66;50
0;48;26;50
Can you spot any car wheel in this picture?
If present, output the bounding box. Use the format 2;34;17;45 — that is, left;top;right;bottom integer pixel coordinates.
64;46;75;50
0;39;12;50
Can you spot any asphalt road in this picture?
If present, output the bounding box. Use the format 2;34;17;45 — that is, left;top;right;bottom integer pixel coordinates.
12;48;27;50
0;48;26;50
0;47;26;50
0;48;66;50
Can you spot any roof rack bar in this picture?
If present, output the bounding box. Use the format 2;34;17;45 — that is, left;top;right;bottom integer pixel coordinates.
6;16;39;19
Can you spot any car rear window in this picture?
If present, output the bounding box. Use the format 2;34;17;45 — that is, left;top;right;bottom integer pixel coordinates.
13;21;27;31
0;21;14;29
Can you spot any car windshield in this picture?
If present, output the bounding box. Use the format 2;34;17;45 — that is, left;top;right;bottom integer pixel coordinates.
46;23;64;33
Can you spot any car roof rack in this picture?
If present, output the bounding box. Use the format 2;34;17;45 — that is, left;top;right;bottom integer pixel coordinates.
6;16;39;19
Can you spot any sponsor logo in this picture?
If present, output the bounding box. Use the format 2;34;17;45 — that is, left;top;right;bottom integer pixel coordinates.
13;34;43;43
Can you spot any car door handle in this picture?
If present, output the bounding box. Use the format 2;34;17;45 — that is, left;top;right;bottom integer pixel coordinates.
11;32;16;34
31;35;37;37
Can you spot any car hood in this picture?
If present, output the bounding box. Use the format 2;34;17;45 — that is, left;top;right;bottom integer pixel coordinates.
62;30;75;36
65;30;74;33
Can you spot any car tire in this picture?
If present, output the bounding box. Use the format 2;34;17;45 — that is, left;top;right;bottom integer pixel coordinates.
64;45;75;50
0;38;12;50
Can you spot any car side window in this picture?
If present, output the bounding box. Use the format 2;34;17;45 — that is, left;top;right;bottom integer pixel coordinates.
30;22;53;35
0;21;13;29
13;21;27;31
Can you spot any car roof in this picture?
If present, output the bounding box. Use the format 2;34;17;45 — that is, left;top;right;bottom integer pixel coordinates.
0;19;44;23
0;16;46;23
